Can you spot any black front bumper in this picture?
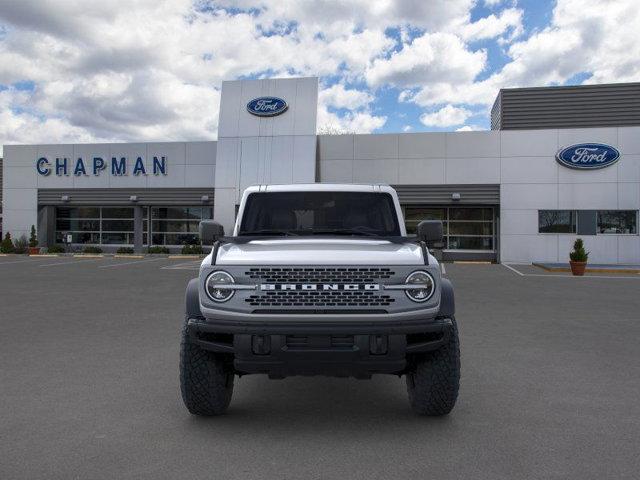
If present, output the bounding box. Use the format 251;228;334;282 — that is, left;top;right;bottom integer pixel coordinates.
187;316;453;378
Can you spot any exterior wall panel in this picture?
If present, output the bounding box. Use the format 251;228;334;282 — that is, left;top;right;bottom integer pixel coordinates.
492;83;640;130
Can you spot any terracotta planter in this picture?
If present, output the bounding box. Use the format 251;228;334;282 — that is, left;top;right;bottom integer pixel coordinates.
28;246;41;255
569;261;587;276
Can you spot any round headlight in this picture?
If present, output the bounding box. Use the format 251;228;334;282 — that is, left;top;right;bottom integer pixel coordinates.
405;271;435;302
205;271;235;302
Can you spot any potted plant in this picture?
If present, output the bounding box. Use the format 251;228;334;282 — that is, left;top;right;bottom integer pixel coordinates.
569;238;589;276
0;232;15;254
28;225;40;254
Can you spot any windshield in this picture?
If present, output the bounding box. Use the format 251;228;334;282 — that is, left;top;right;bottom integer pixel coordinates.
238;191;401;237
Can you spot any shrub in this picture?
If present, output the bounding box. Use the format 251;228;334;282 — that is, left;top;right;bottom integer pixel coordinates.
47;244;65;254
148;246;170;254
116;247;135;254
29;225;38;248
181;243;203;255
0;233;15;253
83;246;103;254
14;235;29;254
569;238;589;262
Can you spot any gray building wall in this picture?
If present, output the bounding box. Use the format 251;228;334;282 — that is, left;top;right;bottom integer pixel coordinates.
492;83;640;130
317;128;640;264
214;77;318;233
2;141;216;241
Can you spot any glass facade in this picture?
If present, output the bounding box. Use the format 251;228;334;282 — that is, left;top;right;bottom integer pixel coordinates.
403;206;495;251
150;206;213;245
55;206;213;246
56;207;141;245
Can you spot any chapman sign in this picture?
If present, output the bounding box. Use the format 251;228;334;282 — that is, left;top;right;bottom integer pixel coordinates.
246;97;288;117
36;156;168;177
556;143;620;170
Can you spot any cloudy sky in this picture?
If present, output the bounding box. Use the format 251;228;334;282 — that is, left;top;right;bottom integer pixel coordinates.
0;0;638;153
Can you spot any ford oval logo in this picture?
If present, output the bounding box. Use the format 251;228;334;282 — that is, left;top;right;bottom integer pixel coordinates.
556;143;620;170
246;97;288;117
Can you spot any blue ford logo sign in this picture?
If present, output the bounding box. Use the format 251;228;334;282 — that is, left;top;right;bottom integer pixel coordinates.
247;97;288;117
556;143;620;170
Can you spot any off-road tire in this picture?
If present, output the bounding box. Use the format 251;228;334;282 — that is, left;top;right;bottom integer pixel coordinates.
180;318;234;416
406;317;460;416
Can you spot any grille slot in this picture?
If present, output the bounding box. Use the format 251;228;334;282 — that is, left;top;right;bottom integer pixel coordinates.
245;267;394;284
246;290;395;307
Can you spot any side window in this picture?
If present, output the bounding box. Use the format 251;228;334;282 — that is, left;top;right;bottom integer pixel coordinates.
597;211;638;234
538;210;576;233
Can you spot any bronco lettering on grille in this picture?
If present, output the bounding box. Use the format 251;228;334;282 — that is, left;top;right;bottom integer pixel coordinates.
260;284;380;291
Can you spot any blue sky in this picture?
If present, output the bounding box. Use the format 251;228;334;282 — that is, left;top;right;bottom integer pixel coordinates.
0;0;637;150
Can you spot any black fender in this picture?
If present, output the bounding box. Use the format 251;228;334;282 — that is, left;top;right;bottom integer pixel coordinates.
185;278;203;319
438;277;455;318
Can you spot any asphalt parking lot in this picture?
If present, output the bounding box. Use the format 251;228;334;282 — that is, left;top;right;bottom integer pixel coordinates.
1;256;639;479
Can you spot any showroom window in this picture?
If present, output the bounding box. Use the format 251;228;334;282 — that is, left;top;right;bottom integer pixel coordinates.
56;206;144;244
597;210;638;234
403;206;494;250
150;206;213;245
538;210;577;233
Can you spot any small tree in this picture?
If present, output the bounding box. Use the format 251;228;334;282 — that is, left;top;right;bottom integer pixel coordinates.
1;232;15;253
29;225;38;248
14;235;28;254
569;238;589;262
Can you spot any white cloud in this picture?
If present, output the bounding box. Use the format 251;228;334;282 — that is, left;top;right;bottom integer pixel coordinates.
456;125;484;131
319;84;373;110
420;105;472;127
366;32;486;88
402;125;413;132
459;7;523;42
317;105;386;134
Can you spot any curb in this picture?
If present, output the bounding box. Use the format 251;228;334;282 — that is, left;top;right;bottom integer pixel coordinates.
534;264;640;275
72;254;104;258
114;254;145;259
453;261;492;264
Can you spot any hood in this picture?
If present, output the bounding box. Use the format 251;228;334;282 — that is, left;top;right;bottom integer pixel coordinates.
214;238;425;265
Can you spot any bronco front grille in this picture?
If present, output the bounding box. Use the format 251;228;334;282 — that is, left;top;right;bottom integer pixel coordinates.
245;291;395;308
244;267;394;283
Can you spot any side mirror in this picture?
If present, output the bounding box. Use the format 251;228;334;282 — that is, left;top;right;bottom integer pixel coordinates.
199;221;225;245
417;220;443;244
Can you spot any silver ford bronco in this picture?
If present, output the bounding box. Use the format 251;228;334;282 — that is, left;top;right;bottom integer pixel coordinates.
180;184;460;416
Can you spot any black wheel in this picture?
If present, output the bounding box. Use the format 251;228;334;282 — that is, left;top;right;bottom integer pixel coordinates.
180;318;234;416
406;317;460;416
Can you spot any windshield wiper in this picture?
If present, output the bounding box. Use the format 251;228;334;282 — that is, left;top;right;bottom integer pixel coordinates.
238;229;299;236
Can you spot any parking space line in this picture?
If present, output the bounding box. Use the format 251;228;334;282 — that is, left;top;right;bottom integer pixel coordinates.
98;257;165;268
39;258;103;267
502;263;525;276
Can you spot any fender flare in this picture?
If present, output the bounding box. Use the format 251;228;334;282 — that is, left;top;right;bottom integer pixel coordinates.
185;278;203;319
438;277;455;318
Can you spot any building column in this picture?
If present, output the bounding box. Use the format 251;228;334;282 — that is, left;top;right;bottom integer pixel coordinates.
37;206;56;248
133;206;144;253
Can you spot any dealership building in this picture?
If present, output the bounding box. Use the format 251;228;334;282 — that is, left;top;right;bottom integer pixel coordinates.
1;78;639;263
